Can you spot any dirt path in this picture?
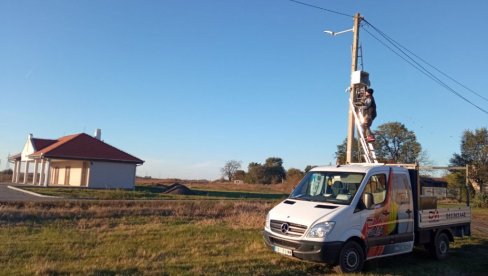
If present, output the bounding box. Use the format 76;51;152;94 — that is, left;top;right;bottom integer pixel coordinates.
472;209;488;238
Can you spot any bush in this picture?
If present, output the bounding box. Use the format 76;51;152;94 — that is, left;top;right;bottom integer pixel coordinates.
472;193;488;208
0;169;13;175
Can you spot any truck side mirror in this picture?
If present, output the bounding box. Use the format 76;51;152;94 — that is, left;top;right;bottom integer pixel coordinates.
362;193;374;209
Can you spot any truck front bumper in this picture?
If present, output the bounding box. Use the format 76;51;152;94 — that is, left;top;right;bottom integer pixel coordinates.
263;230;343;264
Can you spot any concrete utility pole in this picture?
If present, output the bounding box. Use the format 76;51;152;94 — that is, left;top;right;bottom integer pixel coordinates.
346;13;362;164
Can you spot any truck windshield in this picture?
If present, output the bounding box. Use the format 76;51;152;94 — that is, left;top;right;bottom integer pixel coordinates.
290;171;365;205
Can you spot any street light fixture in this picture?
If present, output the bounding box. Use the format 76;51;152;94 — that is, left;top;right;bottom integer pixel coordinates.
323;28;353;36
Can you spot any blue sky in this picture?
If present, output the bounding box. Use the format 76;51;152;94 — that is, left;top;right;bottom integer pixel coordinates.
1;0;487;179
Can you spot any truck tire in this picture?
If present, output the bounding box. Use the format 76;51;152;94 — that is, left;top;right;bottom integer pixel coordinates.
430;232;450;260
338;240;364;273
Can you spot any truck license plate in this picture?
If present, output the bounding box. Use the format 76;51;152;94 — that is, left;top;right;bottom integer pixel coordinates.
274;245;292;256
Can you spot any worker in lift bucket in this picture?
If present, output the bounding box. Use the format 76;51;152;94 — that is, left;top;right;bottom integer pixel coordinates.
361;88;377;142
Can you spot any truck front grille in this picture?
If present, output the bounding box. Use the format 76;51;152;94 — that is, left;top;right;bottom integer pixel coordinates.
270;220;307;237
269;236;301;249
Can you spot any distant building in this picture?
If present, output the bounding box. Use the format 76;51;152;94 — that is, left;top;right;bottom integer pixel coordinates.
9;130;144;189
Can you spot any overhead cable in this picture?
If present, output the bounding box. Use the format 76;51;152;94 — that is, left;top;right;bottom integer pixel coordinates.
363;19;488;104
362;20;488;115
285;1;487;114
288;0;354;18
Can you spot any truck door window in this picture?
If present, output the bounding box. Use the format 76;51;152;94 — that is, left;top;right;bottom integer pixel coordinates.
364;174;387;205
393;174;411;205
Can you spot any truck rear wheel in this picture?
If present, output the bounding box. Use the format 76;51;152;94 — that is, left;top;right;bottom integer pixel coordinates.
430;232;449;260
338;240;364;273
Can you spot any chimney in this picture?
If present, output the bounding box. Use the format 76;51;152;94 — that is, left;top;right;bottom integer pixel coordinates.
94;129;101;140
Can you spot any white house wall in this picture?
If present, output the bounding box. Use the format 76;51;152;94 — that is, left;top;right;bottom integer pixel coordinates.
88;161;136;189
21;135;35;161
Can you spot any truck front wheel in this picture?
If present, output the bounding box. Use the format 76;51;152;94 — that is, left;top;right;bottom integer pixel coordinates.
430;232;450;260
338;240;364;273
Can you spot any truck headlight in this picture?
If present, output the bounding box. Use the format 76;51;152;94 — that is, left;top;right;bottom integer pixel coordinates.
265;212;270;229
307;221;335;238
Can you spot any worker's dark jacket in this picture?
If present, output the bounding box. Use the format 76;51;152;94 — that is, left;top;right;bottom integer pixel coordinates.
362;96;377;119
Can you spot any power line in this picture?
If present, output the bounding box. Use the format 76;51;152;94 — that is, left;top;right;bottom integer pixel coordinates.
363;19;488;104
288;0;353;18
393;41;488;103
362;20;488;115
285;1;487;114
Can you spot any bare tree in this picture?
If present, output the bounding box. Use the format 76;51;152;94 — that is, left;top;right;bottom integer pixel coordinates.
221;160;242;182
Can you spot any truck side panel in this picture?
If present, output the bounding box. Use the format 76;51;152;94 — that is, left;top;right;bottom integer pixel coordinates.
418;207;471;229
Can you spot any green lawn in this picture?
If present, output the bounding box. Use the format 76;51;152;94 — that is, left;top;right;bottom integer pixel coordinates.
1;201;487;275
23;186;289;201
0;218;322;275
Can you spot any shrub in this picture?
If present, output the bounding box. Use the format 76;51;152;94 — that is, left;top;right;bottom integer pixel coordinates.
472;192;488;208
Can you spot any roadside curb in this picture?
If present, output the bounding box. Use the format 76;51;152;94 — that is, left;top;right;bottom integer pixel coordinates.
7;186;61;198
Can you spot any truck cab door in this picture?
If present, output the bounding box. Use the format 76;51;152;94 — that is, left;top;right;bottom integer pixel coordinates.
359;169;414;259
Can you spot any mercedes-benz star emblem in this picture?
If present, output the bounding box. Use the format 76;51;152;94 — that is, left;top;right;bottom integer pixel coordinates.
281;223;289;234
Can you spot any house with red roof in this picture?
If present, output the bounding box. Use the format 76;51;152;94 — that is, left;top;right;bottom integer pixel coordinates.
9;130;144;189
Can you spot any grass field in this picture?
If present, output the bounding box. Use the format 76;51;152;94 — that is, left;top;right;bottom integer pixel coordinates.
23;185;289;201
1;199;488;275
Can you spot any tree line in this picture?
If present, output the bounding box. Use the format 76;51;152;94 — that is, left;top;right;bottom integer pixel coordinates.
222;122;426;184
220;157;312;185
221;122;488;201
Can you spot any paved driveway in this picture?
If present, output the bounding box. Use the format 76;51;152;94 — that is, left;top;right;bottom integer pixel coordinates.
0;182;52;201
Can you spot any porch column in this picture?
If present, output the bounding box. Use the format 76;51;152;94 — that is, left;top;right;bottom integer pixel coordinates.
11;161;18;182
32;160;39;185
15;161;21;183
44;160;51;187
23;161;30;184
39;159;46;185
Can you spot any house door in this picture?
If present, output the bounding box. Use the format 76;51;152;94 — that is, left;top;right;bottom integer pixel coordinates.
64;167;71;186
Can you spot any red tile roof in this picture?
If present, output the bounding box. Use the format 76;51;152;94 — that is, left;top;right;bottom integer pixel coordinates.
29;133;144;164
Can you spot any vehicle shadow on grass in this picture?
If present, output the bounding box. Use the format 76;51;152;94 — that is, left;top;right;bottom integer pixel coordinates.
363;240;488;275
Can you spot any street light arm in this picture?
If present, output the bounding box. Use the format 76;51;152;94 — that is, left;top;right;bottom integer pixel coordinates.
323;28;353;36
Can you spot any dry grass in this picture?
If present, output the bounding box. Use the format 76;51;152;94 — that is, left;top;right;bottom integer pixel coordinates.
187;181;295;194
137;177;296;194
472;208;488;238
0;200;273;228
1;199;327;275
0;172;13;182
1;200;488;275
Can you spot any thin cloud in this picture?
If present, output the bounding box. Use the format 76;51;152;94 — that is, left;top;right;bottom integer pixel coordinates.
24;65;36;79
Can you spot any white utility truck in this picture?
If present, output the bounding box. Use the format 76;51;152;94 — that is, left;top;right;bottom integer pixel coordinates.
263;163;471;272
